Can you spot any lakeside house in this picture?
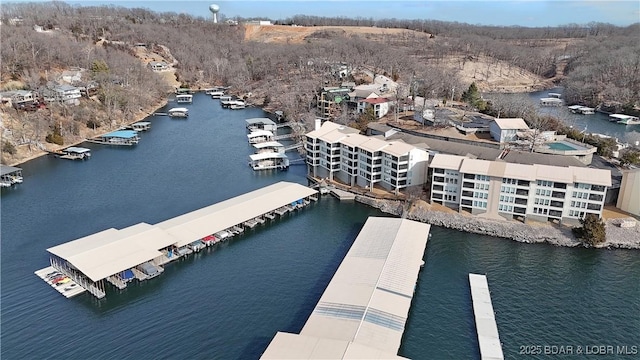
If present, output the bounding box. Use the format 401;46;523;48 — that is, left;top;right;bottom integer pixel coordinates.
490;118;529;143
306;120;430;194
428;153;611;226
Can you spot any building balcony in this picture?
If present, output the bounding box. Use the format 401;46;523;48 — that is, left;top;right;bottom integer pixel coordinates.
550;200;564;208
515;198;528;205
589;194;604;202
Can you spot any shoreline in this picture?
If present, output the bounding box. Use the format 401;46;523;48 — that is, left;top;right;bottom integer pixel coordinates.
355;196;640;250
6;98;169;167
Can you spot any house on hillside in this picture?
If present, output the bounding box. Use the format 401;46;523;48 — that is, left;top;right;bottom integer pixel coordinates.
490;118;529;143
317;86;351;121
357;97;390;119
52;84;82;105
61;69;83;84
0;90;40;110
148;61;169;72
78;81;99;98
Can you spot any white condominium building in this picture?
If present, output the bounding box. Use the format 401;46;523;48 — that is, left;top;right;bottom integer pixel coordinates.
429;154;611;225
306;121;430;194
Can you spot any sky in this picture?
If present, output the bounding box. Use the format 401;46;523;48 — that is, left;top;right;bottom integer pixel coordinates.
25;1;640;27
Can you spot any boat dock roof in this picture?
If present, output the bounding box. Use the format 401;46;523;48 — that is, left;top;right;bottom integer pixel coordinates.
247;130;274;138
156;182;316;247
45;182;318;285
261;217;431;359
253;141;284;149
168;107;189;112
469;274;504;360
47;224;177;282
249;152;288;161
64;147;91;154
103;130;138;139
1;165;22;176
246;118;276;126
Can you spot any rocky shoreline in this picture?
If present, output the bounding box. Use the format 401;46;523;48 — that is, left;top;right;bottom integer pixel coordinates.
355;196;640;250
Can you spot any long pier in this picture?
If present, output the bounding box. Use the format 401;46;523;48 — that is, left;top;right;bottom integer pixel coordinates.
37;182;318;299
469;273;504;360
261;217;431;359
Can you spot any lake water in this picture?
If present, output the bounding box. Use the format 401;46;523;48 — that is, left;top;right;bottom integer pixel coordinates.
489;87;640;144
2;93;638;359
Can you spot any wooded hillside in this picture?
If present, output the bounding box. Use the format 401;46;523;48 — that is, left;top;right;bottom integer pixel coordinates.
1;2;638;165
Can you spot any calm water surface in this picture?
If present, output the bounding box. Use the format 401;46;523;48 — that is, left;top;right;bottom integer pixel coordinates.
2;93;638;359
487;87;640;143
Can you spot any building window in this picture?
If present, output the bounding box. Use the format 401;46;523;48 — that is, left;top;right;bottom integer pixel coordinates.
537;180;553;187
501;186;516;194
535;188;552;197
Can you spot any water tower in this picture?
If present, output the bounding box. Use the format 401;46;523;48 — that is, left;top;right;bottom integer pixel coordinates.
209;4;220;23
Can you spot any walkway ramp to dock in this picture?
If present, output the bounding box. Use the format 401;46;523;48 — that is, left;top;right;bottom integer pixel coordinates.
469;273;504;360
261;217;431;359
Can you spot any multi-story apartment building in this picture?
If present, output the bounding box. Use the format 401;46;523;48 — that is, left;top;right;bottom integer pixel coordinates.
317;87;351;121
306;121;430;194
429;154;611;225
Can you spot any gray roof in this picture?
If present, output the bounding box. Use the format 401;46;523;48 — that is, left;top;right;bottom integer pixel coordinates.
262;217;431;359
501;150;585;167
1;165;22;176
245;117;276;126
369;123;587;167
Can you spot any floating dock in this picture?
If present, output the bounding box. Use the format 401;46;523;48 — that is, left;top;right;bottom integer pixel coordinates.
38;182;318;299
261;217;431;359
469;273;504;360
34;266;86;298
330;187;356;200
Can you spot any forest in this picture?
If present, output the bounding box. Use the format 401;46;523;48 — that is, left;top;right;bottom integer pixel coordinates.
1;2;638;164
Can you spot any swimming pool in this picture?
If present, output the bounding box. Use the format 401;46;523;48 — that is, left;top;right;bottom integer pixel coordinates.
547;141;579;151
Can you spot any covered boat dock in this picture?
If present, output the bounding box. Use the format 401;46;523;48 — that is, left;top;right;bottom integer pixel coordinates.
246;117;277;132
86;130;139;146
253;141;285;154
38;182;318;299
261;217;431;359
247;130;274;144
1;165;23;187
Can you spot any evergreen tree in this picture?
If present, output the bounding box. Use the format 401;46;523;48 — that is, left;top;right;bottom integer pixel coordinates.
461;82;487;111
572;213;606;246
